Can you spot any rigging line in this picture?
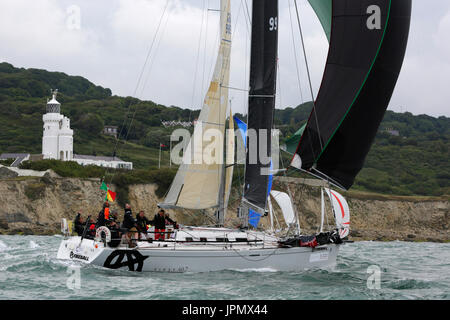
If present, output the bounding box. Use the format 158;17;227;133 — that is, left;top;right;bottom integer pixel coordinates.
238;0;250;35
279;143;301;235
231;0;243;44
243;0;252;27
288;0;304;104
103;0;170;183
201;0;210;105
206;10;222;97
276;59;281;119
293;0;324;152
222;85;248;92
110;1;169;168
190;0;208;115
244;10;249;114
140;6;171;100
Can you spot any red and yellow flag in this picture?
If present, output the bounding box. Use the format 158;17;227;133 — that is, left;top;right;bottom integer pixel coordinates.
106;190;116;202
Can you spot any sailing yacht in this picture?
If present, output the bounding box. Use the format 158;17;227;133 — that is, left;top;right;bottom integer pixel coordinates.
57;0;411;272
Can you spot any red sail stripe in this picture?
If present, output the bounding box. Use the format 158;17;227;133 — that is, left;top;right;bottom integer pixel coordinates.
330;191;345;219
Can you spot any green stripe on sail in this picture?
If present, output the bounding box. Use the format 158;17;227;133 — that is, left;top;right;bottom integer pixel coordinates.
315;0;392;165
308;0;332;42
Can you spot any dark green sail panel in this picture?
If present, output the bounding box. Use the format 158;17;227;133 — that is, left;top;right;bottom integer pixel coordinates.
284;124;306;154
292;0;412;189
308;0;332;42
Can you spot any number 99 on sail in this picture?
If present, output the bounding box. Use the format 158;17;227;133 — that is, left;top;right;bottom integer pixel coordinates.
269;17;278;31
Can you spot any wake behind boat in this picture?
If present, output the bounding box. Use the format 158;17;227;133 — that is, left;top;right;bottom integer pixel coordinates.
57;0;411;273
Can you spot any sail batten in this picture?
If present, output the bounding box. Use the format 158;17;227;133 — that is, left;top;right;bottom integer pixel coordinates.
161;0;232;210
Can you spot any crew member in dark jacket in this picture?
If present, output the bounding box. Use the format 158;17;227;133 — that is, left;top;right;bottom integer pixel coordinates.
122;203;136;230
108;210;121;248
73;212;85;236
150;209;174;240
96;202;110;228
136;210;150;240
122;203;137;248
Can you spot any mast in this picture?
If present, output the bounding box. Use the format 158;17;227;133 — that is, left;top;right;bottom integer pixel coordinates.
216;94;227;226
240;0;279;226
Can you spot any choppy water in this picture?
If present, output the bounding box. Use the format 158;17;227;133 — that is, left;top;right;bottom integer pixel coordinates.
0;235;449;300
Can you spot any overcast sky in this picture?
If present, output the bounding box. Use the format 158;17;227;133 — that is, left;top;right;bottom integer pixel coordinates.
0;0;449;117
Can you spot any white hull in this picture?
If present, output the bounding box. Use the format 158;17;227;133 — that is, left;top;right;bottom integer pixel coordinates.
57;229;340;273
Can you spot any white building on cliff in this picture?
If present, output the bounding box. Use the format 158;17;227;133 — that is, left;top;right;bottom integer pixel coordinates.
41;90;132;170
42;90;74;161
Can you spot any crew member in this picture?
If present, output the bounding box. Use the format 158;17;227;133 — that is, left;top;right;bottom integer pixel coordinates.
136;210;151;240
164;211;178;239
86;217;97;240
73;212;85;236
96;202;110;227
122;203;137;248
150;209;170;241
108;210;121;248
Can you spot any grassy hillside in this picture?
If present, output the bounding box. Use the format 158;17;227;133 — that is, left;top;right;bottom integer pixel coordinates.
0;62;448;196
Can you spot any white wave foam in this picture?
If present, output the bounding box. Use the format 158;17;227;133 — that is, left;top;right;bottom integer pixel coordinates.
0;240;9;251
29;240;40;249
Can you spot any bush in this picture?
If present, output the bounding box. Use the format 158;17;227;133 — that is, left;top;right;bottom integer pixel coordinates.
74;113;104;135
0;159;14;166
24;183;46;201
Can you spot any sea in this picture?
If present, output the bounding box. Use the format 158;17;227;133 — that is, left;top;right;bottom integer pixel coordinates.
0;235;449;300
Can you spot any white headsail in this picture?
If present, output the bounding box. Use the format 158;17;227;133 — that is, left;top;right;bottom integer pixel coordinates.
270;191;297;227
162;0;232;210
324;188;350;238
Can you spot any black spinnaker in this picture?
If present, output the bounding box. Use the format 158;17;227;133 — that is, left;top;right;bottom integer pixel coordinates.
243;0;279;212
291;0;412;190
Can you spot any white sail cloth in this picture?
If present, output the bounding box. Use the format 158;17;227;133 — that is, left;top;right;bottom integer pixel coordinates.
162;0;232;210
324;188;350;238
270;191;297;226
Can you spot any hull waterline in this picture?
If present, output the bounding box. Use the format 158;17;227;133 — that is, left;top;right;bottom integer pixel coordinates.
57;236;340;273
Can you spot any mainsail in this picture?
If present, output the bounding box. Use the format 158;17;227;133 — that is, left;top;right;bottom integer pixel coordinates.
242;0;279;213
291;0;412;189
161;0;232;210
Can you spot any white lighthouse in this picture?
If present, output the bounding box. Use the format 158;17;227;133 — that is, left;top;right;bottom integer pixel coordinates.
42;90;73;161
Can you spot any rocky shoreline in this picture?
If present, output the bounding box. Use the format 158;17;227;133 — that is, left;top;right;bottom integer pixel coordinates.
0;175;448;242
